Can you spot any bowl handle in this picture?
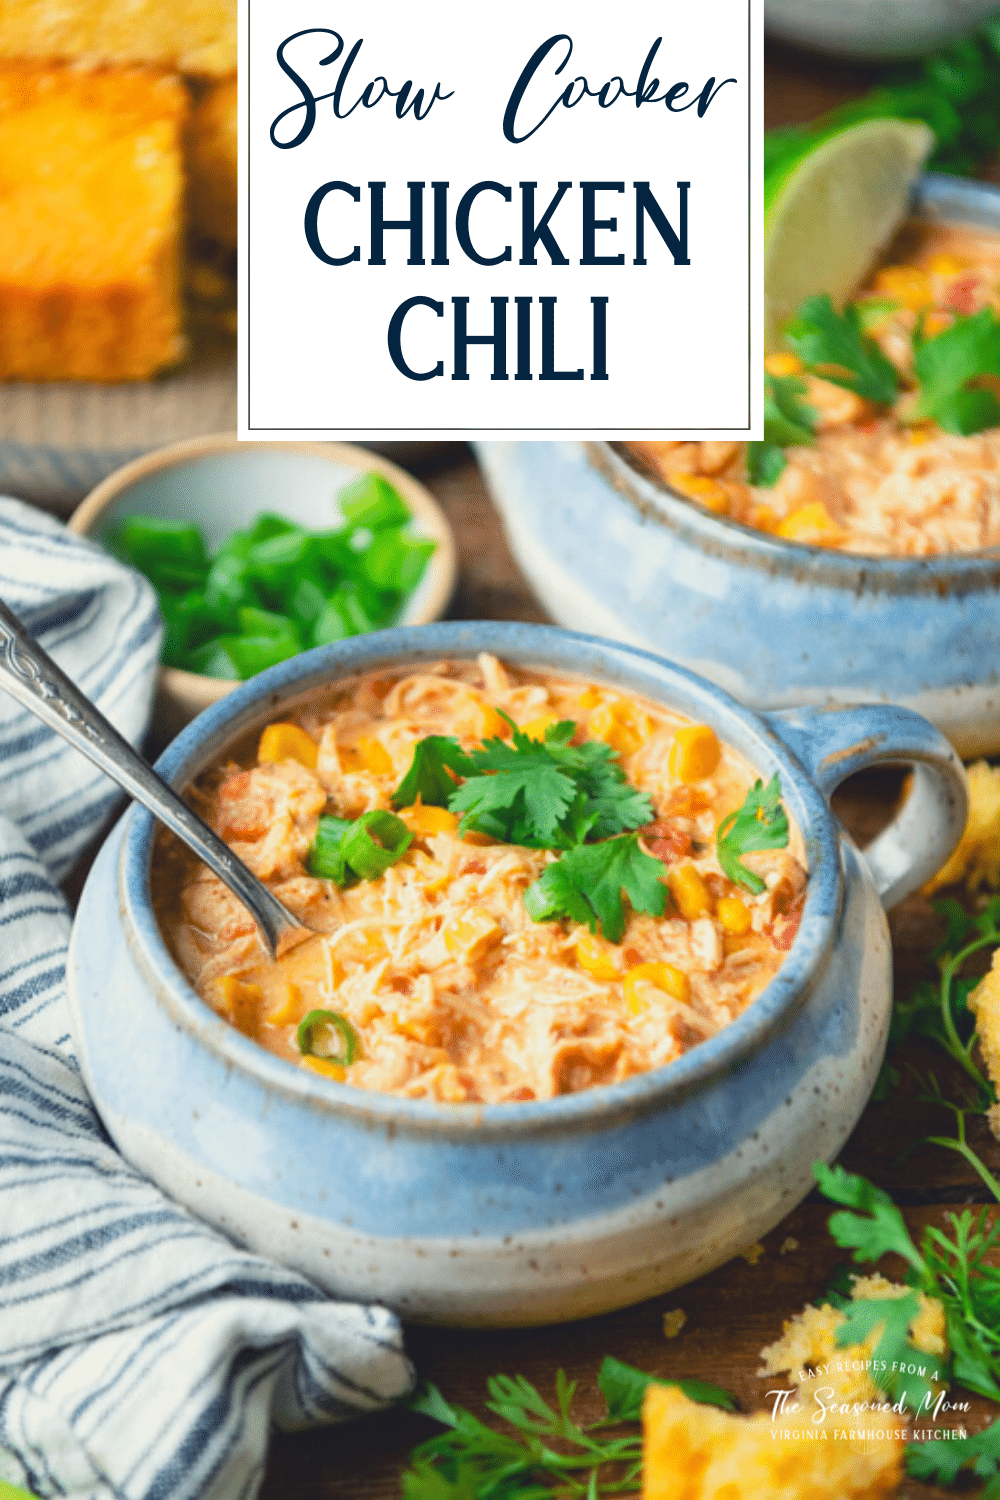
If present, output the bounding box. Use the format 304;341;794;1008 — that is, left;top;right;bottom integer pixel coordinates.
765;705;968;910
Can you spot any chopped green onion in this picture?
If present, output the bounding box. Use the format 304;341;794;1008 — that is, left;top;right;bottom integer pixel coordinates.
296;1009;359;1065
308;810;412;883
338;472;410;530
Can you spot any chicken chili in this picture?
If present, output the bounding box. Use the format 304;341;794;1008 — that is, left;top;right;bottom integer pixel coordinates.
630;222;1000;556
154;655;807;1103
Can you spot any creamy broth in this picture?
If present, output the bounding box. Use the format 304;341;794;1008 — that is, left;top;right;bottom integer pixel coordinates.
631;222;1000;556
155;655;807;1103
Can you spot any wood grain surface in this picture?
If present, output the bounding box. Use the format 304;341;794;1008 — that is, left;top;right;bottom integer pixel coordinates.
257;43;1000;1499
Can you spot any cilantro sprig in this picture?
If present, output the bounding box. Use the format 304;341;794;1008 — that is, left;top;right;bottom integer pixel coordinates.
763;373;816;447
523;833;668;945
910;307;1000;435
715;775;790;895
392;715;655;850
784;294;899;405
402;1356;734;1500
815;1161;1000;1410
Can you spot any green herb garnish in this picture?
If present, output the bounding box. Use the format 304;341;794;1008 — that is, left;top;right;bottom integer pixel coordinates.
910;307;1000;435
784;294;899;405
308;809;412;885
393;716;655;850
523;832;666;944
401;1357;735;1500
297;1009;359;1064
908;1419;1000;1489
715;775;789;895
816;1161;1000;1408
763;373;816;447
746;441;787;488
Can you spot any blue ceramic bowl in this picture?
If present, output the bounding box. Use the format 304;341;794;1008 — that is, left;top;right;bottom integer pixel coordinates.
478;176;1000;760
67;623;966;1326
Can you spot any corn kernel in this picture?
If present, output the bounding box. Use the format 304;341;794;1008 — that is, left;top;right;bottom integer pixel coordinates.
257;723;318;769
669;724;721;783
623;962;691;1014
716;897;751;935
340;736;394;775
923;311;952;338
266;982;302;1026
764;351;802;377
909;425;933;446
874;264;932;311
443;908;502;962
393;1013;437;1045
723;933;751;956
521;712;558;741
589;699;651;756
218;975;262;1034
474;700;511;740
928;253;966;277
575;933;621;980
302;1056;346;1081
775;502;846;546
668;472;730;513
577;686;602;709
399;802;460;836
667;864;713;921
750;505;778;533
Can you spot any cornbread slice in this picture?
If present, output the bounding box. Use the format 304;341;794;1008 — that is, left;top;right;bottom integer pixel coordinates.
0;1;235;76
0;65;188;382
642;1384;905;1500
187;75;237;248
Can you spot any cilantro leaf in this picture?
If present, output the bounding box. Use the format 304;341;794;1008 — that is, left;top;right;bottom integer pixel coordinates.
907;1417;1000;1486
715;775;790;896
391;737;475;810
813;1162;926;1274
524;833;666;944
784;294;899;404
449;718;580;846
746;441;787;487
596;1356;736;1420
547;735;655;840
911;307;1000;434
763;373;816;446
834;1293;938;1413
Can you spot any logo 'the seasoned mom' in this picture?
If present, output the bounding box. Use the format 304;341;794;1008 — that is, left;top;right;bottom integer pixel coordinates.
766;1360;971;1441
268;28;735;384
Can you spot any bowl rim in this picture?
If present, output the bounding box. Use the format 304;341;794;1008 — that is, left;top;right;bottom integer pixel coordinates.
601;171;1000;583
66;431;459;693
115;622;845;1139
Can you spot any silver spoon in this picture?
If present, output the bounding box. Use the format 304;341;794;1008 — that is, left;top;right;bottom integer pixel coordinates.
0;595;313;958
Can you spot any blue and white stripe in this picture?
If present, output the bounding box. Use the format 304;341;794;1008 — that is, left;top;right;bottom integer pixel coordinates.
0;499;412;1500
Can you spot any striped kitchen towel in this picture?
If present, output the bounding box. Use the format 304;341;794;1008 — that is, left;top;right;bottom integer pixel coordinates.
0;498;413;1500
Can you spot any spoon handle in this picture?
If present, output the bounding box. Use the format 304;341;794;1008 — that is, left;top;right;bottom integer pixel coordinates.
0;594;301;957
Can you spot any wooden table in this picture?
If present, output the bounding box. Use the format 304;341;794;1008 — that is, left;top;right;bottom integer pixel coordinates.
260;51;1000;1500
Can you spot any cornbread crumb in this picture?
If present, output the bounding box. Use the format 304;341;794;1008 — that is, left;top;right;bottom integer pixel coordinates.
0;64;188;382
642;1384;904;1500
0;0;235;75
779;1236;799;1255
925;760;1000;893
662;1309;687;1339
970;954;1000;1140
187;75;237;248
739;1242;765;1265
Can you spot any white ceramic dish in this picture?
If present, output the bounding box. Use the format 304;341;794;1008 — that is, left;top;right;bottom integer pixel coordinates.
68;434;457;737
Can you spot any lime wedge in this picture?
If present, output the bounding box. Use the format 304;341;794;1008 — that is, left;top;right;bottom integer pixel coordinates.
764;119;934;351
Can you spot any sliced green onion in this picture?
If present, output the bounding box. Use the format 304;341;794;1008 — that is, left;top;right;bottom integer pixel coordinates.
308;816;354;881
297;1009;359;1064
338;472;410;530
339;810;413;878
